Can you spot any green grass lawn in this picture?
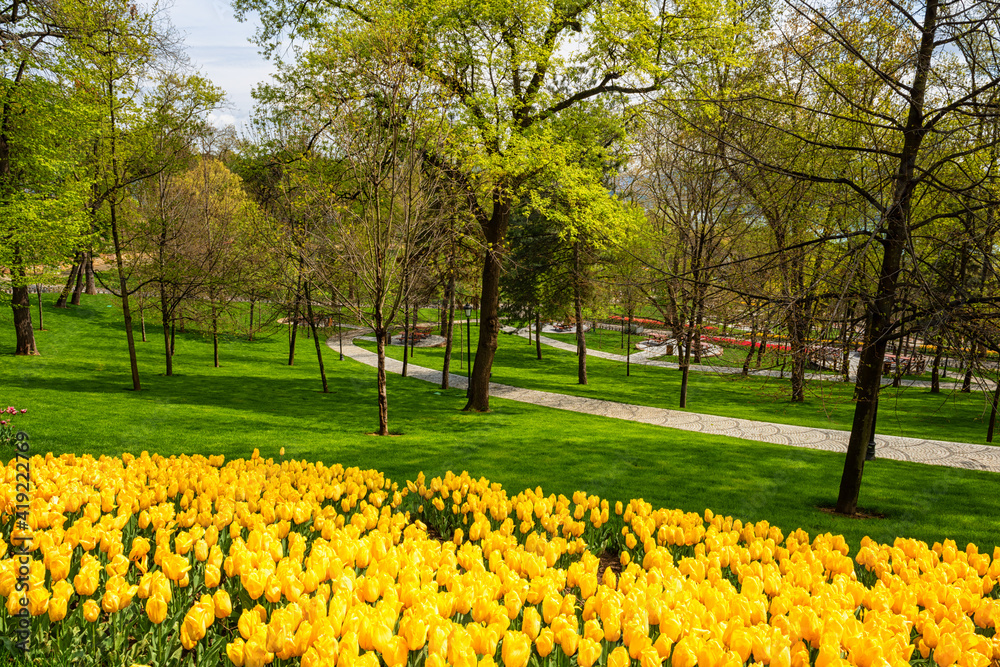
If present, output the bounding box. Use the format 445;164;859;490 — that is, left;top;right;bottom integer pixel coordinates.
364;326;1000;446
2;294;999;555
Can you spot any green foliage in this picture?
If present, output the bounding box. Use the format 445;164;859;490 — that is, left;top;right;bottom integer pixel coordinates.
0;77;93;294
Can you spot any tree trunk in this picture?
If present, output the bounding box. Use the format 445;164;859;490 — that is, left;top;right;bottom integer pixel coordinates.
626;310;633;376
742;333;757;377
836;0;938;515
693;306;703;364
679;319;693;408
892;334;903;388
248;299;255;341
140;310;146;342
464;201;509;412
961;342;974;392
35;285;44;332
931;343;943;393
402;298;410;377
54;260;80;308
110;201;141;391
441;266;456;389
211;297;219;368
375;325;389;436
160;285;173;376
988;374;1000;443
170;316;176;356
789;302;807;402
574;242;587;385
70;260;84;305
841;301;853;382
756;331;767;367
305;281;329;393
84;251;96;295
11;268;38;356
288;272;302;366
535;311;542;360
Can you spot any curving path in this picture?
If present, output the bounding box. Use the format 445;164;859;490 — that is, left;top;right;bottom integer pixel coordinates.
520;330;997;391
331;335;1000;474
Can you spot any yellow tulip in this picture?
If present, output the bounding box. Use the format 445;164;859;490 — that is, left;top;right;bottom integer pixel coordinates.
161;553;190;582
83;599;100;623
577;638;602;667
106;554;129;578
671;637;698;667
146;596;168;624
501;631;531;667
557;626;579;657
48;594;68;623
933;635;961;667
535;629;555;658
653;634;673;660
608;647;631;667
448;629;477;667
542;593;561;624
175;532;194;556
101;591;120;614
26;587;49;616
401;616;428;651
214;590;233;618
227;638;246;666
522;607;541;640
380;636;408;667
264;575;282;604
48;554;71;582
639;645;664;667
74;567;99;596
242;571;266;600
244;636;271;667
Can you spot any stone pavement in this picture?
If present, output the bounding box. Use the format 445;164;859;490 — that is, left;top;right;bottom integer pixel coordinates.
335;335;1000;474
519;330;997;391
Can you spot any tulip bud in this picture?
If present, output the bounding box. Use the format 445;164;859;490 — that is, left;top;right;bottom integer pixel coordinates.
146;596;168;625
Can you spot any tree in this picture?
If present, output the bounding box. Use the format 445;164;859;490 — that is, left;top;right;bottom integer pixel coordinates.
131;74;226;376
279;34;452;436
235;0;725;411
1;2;93;355
694;0;1000;514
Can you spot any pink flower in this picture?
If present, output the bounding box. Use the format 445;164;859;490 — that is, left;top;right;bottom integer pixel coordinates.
4;407;14;414
19;409;26;414
0;421;7;426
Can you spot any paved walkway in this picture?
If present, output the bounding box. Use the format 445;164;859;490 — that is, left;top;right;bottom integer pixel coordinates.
333;335;1000;474
520;329;997;391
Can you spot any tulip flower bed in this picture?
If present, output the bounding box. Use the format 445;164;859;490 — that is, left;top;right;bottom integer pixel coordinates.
1;452;999;667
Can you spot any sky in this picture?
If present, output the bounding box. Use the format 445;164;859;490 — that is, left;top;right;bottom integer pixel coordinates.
166;0;276;129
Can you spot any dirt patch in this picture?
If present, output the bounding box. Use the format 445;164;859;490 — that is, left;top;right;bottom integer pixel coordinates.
598;549;624;576
817;505;886;520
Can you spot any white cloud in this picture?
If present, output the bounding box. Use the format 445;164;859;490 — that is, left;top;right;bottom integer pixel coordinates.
206;112;238;128
166;0;275;127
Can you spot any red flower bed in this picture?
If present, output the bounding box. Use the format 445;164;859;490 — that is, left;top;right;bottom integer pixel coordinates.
704;335;791;352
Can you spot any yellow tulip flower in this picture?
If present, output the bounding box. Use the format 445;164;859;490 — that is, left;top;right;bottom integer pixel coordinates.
83;599;100;623
146;596;168;625
535;628;555;658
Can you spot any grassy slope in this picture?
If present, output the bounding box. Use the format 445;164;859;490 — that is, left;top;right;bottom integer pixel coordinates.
1;295;998;553
366;327;998;446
